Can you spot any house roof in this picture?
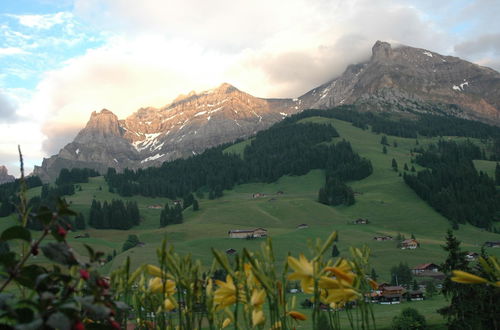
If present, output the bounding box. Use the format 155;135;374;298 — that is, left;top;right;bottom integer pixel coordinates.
402;239;418;244
413;263;438;270
381;286;405;291
229;228;267;234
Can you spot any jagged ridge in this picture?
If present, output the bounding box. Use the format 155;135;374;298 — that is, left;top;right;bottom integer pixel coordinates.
34;41;500;181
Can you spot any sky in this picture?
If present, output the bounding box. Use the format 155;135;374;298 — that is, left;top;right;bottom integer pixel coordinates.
1;0;500;177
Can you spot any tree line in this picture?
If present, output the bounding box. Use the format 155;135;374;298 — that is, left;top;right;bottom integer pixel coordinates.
88;199;140;230
403;140;500;229
106;122;371;202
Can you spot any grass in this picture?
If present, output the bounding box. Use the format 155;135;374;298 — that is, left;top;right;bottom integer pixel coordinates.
1;116;499;328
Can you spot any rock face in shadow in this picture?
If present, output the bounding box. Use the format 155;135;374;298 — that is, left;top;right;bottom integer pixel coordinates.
34;41;500;181
0;166;15;184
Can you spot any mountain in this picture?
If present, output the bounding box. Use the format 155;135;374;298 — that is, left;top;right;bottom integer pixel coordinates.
34;41;500;181
300;41;500;124
34;83;297;181
0;166;15;184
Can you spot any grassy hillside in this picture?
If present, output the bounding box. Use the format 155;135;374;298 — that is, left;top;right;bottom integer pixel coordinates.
1;116;498;328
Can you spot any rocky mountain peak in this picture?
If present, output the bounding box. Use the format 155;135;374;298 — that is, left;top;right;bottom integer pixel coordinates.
0;165;15;184
77;109;122;141
371;40;393;62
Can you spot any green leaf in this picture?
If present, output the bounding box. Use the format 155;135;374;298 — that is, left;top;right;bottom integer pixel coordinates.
36;206;53;226
15;265;47;289
14;307;34;323
41;242;78;266
46;312;71;330
0;226;31;243
57;198;76;217
0;252;18;269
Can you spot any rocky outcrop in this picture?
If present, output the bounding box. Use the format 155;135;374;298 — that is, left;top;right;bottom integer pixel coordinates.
34;84;298;181
34;41;500;181
0;166;15;184
299;41;500;125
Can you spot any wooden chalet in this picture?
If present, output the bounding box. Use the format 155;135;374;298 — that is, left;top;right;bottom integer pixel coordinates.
401;239;419;249
378;285;406;304
407;290;424;301
297;224;309;229
225;248;237;255
228;228;268;239
412;263;439;275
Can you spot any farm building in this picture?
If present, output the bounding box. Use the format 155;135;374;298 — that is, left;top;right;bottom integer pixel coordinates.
373;235;393;241
401;239;419;249
354;218;369;224
225;248;237;255
228;228;268;239
466;252;479;261
412;263;439;275
484;241;500;248
148;205;163;209
297;224;309;229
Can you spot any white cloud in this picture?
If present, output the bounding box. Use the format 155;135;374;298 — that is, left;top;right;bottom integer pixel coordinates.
0;47;29;56
2;0;498;176
9;12;71;30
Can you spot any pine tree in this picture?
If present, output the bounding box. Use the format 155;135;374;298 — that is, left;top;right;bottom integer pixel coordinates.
331;245;339;258
404;163;409;171
192;199;199;211
370;268;378;281
382;145;387;154
495;162;500;185
411;165;416;172
438;230;478;329
392;158;398;171
75;213;86;230
380;135;389;146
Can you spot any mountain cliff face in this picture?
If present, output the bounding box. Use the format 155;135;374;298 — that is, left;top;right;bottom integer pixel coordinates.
34;41;500;181
0;166;15;184
34;84;298;181
300;41;500;124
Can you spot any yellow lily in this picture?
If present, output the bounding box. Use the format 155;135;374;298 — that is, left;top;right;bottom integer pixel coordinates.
451;270;488;284
324;266;356;284
288;254;315;293
163;298;176;311
324;288;360;304
252;309;265;326
288;311;307;321
214;275;245;310
221;318;232;328
251;288;266;308
148;277;176;295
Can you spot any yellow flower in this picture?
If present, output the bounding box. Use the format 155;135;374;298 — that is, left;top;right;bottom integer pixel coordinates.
252;309;265;326
288;311;307;321
251;288;266;308
288;254;314;293
163;298;176;311
214;275;244;310
451;270;488;284
324;266;355;284
318;276;351;290
271;321;282;329
244;263;259;287
146;264;165;277
368;278;378;290
221;318;232;328
324;288;360;304
148;277;176;295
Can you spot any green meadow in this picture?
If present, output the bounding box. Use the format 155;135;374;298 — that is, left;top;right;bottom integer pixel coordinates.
1;116;499;328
